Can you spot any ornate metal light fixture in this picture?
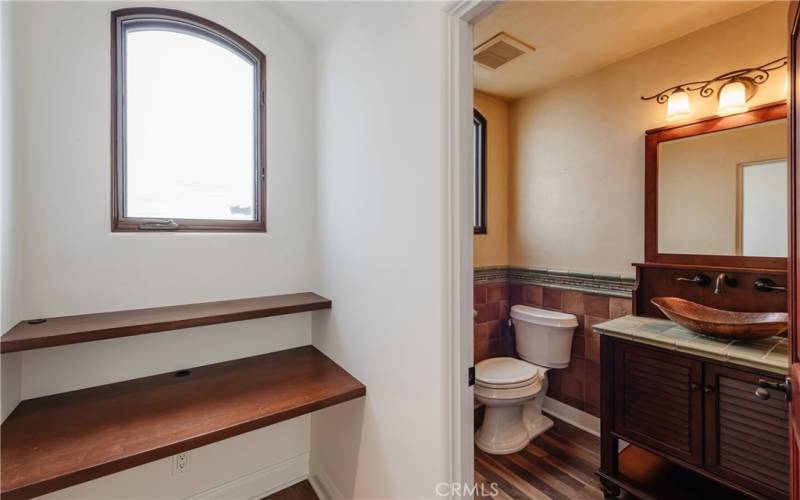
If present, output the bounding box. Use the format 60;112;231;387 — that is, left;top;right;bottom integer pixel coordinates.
642;57;787;120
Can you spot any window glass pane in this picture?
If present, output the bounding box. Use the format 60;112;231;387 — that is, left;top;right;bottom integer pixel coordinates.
474;120;479;227
125;28;255;220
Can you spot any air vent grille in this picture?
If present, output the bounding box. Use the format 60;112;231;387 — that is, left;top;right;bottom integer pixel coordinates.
474;32;534;70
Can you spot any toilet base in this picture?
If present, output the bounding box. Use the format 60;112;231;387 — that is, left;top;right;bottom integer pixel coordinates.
475;404;532;455
525;413;554;440
475;402;554;455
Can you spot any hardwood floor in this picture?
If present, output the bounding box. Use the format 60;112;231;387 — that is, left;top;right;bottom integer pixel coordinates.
264;416;747;500
263;480;318;500
475;418;605;499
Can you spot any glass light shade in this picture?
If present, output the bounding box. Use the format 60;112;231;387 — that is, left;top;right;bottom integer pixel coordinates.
717;81;748;116
666;90;691;121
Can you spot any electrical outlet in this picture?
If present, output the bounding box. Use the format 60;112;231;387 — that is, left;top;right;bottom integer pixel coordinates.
172;452;190;475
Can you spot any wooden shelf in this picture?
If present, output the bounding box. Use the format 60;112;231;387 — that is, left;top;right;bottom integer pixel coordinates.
1;346;365;499
1;292;331;353
602;445;749;500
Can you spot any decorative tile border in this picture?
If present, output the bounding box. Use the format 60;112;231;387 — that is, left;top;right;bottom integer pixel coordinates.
471;266;510;284
474;266;635;298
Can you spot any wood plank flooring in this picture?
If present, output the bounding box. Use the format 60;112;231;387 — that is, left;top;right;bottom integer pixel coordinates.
475;418;605;499
263;480;318;500
264;416;746;500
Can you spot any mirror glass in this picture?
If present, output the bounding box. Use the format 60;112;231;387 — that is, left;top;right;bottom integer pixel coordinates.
658;119;787;257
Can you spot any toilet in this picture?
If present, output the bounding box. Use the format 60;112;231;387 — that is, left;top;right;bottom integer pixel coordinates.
475;304;578;455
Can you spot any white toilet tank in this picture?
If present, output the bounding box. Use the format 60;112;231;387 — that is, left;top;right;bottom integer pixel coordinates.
510;305;578;369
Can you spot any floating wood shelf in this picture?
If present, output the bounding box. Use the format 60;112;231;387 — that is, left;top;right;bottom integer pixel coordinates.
602;445;748;500
1;292;331;353
1;346;365;499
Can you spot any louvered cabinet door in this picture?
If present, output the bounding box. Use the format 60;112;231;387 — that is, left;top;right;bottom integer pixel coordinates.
704;363;789;499
613;342;704;466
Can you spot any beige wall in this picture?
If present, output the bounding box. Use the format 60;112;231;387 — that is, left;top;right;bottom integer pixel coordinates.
659;120;787;255
474;91;510;267
509;2;788;275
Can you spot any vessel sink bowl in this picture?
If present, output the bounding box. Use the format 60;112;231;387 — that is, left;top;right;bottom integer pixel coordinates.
650;297;787;340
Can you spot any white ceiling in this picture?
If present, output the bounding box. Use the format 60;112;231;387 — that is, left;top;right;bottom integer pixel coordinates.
474;1;768;99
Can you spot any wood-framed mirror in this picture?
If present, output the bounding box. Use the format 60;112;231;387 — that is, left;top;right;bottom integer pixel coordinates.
644;101;788;270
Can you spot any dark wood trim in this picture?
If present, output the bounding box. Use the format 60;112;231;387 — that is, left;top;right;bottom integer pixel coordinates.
0;292;331;353
473;108;487;235
600;335;619;478
633;262;788;318
644;101;788;269
110;8;267;233
633;261;788;274
789;4;800;499
613;336;787;379
645;101;788;135
0;346;365;500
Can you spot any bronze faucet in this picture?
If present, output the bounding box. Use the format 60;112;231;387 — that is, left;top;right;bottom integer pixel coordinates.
714;273;738;295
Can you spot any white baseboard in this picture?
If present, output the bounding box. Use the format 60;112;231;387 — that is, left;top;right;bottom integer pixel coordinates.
186;452;309;500
308;462;344;500
542;397;600;437
541;398;631;452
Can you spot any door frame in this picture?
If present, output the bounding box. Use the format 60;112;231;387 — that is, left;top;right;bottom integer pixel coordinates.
789;2;800;499
443;1;501;496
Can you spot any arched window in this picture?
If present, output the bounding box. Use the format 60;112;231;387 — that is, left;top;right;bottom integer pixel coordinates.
111;9;266;231
474;109;487;234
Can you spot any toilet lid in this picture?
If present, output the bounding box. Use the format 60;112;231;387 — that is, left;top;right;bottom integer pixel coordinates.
475;357;540;386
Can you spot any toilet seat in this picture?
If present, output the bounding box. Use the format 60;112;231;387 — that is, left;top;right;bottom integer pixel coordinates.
475;357;540;387
475;357;543;401
475;379;542;401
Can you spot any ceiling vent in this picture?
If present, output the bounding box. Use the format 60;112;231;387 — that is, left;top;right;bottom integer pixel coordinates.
474;32;535;70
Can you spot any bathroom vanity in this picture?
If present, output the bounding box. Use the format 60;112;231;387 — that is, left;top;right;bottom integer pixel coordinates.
594;316;788;499
596;102;792;499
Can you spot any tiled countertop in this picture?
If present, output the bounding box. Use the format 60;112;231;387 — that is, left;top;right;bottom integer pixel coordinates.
593;315;788;375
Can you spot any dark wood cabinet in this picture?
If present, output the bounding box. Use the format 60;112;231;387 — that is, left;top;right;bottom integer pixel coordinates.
704;364;789;498
614;342;704;466
599;337;789;499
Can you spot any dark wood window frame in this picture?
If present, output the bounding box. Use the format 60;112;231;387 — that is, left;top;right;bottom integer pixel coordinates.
474;109;487;234
111;8;267;232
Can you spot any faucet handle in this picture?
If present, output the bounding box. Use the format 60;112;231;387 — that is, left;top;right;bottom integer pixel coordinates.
676;274;711;287
754;278;787;293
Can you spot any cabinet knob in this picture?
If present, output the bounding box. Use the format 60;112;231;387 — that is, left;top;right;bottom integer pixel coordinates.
689;382;700;391
703;386;714;394
755;387;771;400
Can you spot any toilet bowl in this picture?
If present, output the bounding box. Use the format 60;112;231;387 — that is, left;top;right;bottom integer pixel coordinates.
475;305;577;455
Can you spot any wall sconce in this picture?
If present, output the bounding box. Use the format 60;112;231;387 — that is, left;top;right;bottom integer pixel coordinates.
666;89;691;120
642;57;787;121
717;80;750;116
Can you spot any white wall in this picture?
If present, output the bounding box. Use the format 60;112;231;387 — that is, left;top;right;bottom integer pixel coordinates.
0;0;21;423
15;1;317;318
40;417;311;499
310;2;450;498
6;1;321;497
